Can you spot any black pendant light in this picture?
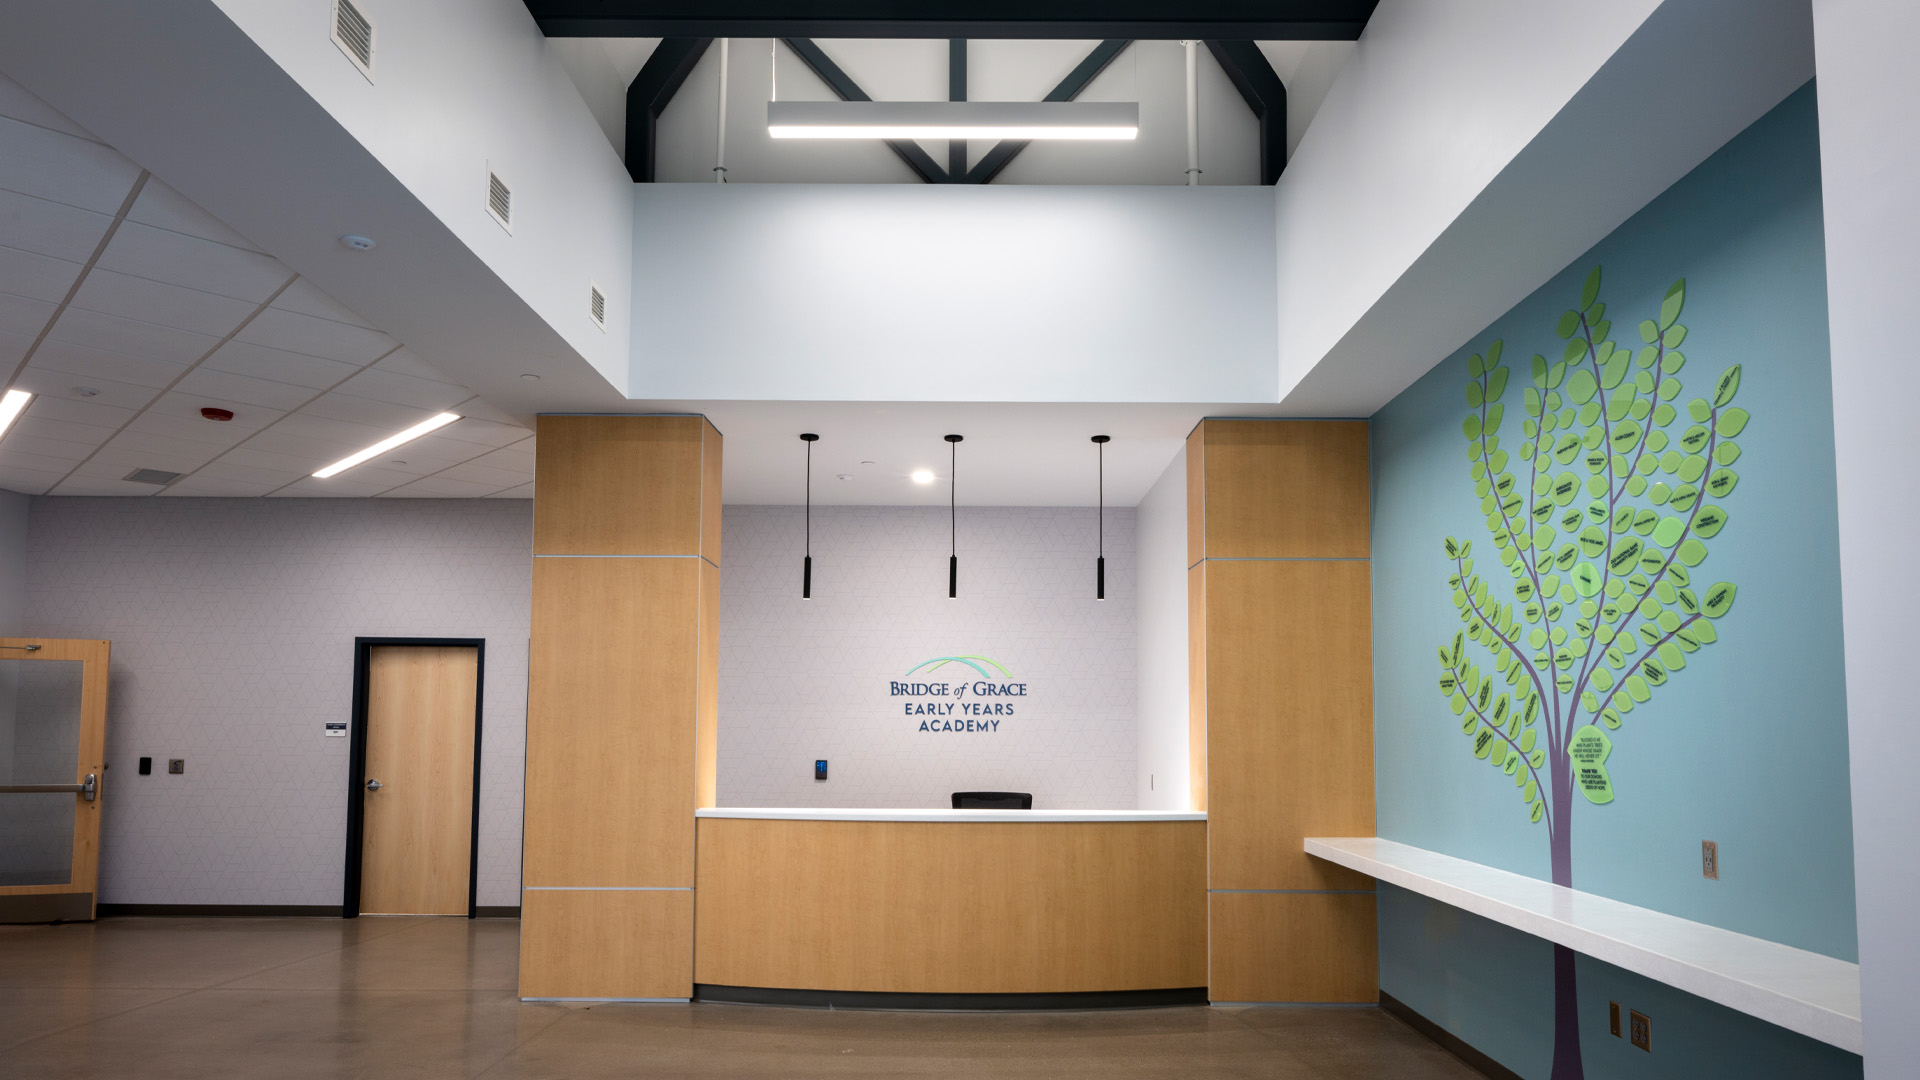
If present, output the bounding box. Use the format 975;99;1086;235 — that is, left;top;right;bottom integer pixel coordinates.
945;434;963;598
1092;435;1110;600
800;433;818;598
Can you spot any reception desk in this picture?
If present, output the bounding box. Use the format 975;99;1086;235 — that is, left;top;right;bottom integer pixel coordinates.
692;808;1208;1004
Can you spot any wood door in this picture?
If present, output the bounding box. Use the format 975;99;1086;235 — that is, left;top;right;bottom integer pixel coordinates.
0;638;109;924
360;645;478;915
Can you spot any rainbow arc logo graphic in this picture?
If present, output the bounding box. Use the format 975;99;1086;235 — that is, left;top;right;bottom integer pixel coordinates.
904;656;1012;679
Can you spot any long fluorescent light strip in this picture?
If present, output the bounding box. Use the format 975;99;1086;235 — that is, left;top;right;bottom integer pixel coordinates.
0;388;30;440
312;412;460;478
771;125;1136;141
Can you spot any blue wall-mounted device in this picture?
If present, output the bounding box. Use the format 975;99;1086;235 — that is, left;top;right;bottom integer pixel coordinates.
814;759;829;781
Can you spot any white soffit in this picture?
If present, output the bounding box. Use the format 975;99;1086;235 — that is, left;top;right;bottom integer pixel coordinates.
1272;0;1815;417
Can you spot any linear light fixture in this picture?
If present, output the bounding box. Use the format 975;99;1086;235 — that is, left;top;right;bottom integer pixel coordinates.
0;388;30;440
312;413;460;478
768;101;1139;141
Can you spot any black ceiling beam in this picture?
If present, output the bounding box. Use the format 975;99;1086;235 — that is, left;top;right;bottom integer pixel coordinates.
624;37;711;182
525;2;1377;40
963;40;1130;185
1205;40;1289;185
782;38;948;184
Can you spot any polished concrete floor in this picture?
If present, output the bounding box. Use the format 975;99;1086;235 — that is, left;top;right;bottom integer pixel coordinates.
0;917;1483;1079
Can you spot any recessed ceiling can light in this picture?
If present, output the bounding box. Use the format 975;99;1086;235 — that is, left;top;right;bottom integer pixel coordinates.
769;100;1139;141
312;412;459;478
911;469;935;485
0;388;32;440
837;473;854;481
520;373;540;381
340;234;376;251
72;386;99;398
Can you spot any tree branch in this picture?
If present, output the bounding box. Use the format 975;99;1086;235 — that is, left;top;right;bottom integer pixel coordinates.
1449;654;1554;832
1454;552;1551;711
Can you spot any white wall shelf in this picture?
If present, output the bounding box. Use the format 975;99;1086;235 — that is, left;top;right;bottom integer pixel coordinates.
1304;837;1861;1053
698;808;1206;823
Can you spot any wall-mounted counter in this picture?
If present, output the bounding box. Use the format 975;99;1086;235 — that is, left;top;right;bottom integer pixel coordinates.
692;808;1207;1006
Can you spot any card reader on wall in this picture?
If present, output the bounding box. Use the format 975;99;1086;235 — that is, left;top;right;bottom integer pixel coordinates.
814;760;828;781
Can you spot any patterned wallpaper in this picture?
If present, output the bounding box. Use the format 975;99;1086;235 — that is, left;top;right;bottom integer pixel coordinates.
719;506;1138;809
23;498;532;907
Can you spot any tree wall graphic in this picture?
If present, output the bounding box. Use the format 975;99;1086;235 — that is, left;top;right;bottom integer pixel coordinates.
1437;267;1744;1080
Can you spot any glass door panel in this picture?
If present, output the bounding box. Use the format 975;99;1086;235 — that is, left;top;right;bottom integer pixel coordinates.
0;658;85;886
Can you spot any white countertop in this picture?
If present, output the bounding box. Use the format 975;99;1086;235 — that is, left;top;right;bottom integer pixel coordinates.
1305;836;1861;1053
697;807;1207;823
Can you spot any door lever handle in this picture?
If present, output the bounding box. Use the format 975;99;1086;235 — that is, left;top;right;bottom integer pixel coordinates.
365;779;383;791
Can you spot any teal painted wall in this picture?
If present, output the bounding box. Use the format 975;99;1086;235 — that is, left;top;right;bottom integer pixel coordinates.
1370;82;1859;1077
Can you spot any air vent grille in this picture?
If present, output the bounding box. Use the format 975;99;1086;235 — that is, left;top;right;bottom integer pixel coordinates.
486;171;512;232
332;0;374;79
125;468;182;486
589;284;606;329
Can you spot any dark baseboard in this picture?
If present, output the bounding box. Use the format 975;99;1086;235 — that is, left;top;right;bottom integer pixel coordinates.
474;906;521;918
696;984;1209;1011
1379;990;1523;1080
97;904;342;918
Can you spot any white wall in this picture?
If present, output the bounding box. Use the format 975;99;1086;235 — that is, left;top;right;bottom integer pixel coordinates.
23;497;532;908
1814;2;1920;1074
630;183;1277;403
718;505;1136;809
1272;0;1814;416
1134;444;1189;810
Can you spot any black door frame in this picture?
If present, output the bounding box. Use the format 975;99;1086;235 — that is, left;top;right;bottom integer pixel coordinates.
342;637;486;919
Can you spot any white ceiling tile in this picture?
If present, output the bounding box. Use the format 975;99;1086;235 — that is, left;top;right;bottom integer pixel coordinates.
0;430;93;463
344;433;482;472
0;72;104;143
124;400;281;446
0;190;112;263
271;466;421;498
271;277;375;328
69;267;257;337
27;337;189;389
156;474;278;497
186;458;301;484
201;340;359;390
213;445;327;474
125;177;266;253
243;411;389;462
49;479;162;496
45;306;219;365
0;326;28;367
332;367;472;411
0;243;81;303
297;391;436;431
89;429;225;468
377;475;502;498
0;445;85;473
432;456;535;488
0;468;64;495
171;366;321;411
434;417;531;449
234;307;395;365
0;290;54;337
485;482;535;499
450;396;522;425
94;221;290;302
372;347;459;383
9;366;161;411
7;391;135;429
0;116;141;214
6;413;115;451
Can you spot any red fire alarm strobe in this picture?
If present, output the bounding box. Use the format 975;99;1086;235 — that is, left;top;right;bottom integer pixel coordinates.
200;407;234;421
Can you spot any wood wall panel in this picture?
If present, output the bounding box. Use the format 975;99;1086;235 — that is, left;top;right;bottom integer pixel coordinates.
1186;424;1206;563
1206;559;1376;891
694;560;720;809
524;556;699;887
1207;891;1377;1003
532;416;707;555
1187;562;1208;812
519;888;693;999
1200;420;1370;559
694;818;1207;994
700;418;723;567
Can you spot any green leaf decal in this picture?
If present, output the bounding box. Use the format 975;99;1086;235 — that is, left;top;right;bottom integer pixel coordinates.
1651;516;1685;548
1566;368;1598;405
1468;353;1485;378
1703;582;1738;618
1639;319;1659;343
1677;538;1708;567
1556;311;1580;339
1713;364;1742;407
1464;415;1482;440
1687;398;1712;422
1716;407;1749;438
1473;727;1496;759
1488;367;1510;403
1570;725;1616;804
1693;505;1728;539
1706;468;1738;498
1580;267;1602;309
1659;279;1686;330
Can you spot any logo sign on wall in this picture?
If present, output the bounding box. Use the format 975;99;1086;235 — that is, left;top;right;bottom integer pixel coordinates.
890;655;1029;734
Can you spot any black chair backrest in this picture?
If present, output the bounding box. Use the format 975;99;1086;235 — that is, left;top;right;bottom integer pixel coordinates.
951;791;1033;810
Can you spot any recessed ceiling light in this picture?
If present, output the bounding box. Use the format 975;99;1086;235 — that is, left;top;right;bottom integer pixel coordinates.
389;460;407;466
71;386;99;398
312;413;460;478
0;388;32;440
520;373;540;381
911;469;935;485
837;473;854;480
340;234;376;251
860;460;875;465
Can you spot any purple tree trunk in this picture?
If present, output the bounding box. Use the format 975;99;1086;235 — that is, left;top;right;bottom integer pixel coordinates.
1549;757;1584;1079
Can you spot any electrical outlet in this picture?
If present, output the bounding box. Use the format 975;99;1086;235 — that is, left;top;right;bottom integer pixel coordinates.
1702;840;1719;879
1609;1001;1621;1037
168;758;185;775
1629;1009;1651;1052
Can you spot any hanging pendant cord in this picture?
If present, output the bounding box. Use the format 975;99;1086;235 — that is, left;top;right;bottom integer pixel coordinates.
805;437;812;557
1098;439;1104;558
950;439;956;556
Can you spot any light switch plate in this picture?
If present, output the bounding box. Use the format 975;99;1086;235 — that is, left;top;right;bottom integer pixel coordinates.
1609;1001;1621;1037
